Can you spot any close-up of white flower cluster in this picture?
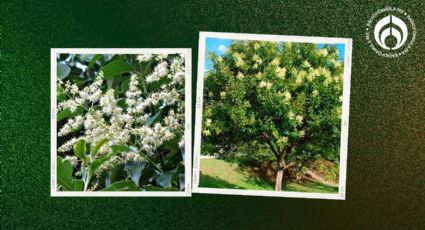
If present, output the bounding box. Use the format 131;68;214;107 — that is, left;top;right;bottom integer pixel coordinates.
57;53;186;187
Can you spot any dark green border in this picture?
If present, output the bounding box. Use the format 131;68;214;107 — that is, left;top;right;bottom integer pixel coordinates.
2;1;424;228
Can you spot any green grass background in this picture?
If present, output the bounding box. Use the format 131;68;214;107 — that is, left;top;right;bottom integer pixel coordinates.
1;0;424;229
199;158;338;193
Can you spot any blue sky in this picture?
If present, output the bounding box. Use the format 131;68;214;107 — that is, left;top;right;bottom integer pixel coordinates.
205;37;346;71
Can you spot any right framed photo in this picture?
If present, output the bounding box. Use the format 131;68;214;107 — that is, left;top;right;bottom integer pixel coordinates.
193;32;352;199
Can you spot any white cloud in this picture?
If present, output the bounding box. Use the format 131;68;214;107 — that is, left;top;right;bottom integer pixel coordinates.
218;44;227;53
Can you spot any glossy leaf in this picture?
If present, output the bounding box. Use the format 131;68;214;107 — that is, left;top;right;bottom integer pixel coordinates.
179;173;185;191
102;180;141;191
101;59;134;80
155;168;177;188
92;138;109;156
57;85;66;101
88;54;103;68
57;63;71;80
89;144;133;174
57;157;83;191
73;139;87;160
145;110;162;127
110;144;137;154
57;107;84;122
125;161;146;186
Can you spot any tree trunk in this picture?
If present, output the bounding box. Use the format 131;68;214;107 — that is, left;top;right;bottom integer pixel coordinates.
275;156;285;191
275;167;283;191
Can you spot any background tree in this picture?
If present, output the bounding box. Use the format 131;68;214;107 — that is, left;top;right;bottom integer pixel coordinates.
202;41;343;191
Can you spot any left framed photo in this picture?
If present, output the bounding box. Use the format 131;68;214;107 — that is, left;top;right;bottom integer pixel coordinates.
51;48;192;197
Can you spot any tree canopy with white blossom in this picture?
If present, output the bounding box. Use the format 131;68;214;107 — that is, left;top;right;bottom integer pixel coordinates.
202;41;344;191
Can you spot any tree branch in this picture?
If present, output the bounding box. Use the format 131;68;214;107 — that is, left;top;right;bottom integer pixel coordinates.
262;132;280;159
283;162;296;170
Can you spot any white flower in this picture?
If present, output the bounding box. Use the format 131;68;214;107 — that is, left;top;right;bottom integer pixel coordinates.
136;54;153;62
252;54;262;64
283;91;291;101
203;129;211;136
233;52;245;67
95;155;124;176
146;62;168;83
205;118;212;127
123;152;144;162
296;115;304;123
56;55;185;177
178;138;184;148
65;156;78;166
259;81;272;89
170;56;184;73
58;138;78;152
99;89;116;116
125;74;142;111
271;58;280;66
58;115;84;137
288;111;295;120
295;71;306;85
276;67;286;79
172;71;185;84
318;48;328;57
253;42;260;50
156;54;168;61
58;99;79;112
302;60;311;68
220;91;226;98
69;84;79;94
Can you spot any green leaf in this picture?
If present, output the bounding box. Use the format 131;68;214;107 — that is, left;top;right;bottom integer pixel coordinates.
92;138;109;156
109;145;163;173
57;85;66;101
73;139;87;160
101;59;134;80
155;168;178;188
116;98;127;108
102;180;141;191
121;79;130;92
57;157;83;191
110;144;137;154
88;54;103;68
162;137;180;155
57;63;71;80
144;184;178;191
57;107;84;122
89;153;116;175
145;110;162;127
149;77;172;92
125;161;146;186
89;144;132;174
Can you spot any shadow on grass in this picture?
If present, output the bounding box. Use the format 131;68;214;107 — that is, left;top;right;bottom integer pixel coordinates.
199;173;245;189
200;158;338;193
199;172;274;190
233;164;275;190
282;180;338;193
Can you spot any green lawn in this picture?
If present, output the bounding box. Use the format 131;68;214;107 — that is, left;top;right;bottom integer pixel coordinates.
199;158;338;193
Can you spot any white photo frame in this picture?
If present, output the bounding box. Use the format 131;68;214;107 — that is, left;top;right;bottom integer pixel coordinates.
51;48;192;197
193;32;352;200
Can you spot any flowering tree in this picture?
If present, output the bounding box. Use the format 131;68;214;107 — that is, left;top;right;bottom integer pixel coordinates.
56;53;186;191
202;41;343;191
